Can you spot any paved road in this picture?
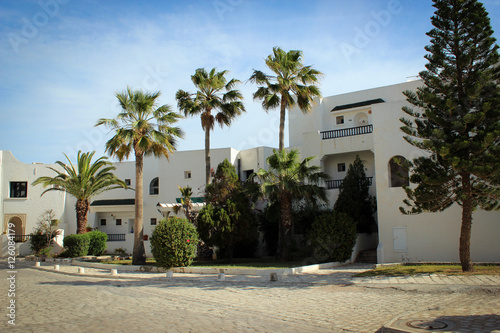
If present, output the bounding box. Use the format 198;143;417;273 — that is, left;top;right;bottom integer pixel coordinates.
1;261;499;332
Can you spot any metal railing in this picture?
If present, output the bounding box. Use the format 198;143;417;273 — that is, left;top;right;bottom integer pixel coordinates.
326;177;373;189
13;235;32;243
320;124;373;140
107;234;126;242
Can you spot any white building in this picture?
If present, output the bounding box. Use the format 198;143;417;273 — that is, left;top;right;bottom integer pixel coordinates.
1;80;498;263
289;80;500;263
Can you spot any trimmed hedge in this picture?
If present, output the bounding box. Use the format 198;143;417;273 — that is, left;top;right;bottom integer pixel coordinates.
310;211;357;263
150;217;199;269
87;230;108;256
63;233;90;257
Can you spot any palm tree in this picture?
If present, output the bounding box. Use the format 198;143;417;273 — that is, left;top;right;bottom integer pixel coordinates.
256;149;329;260
173;185;195;223
96;87;183;265
176;68;245;185
250;47;323;151
32;151;127;234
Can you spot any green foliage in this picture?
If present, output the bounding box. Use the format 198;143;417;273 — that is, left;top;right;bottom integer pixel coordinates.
310;212;357;263
399;0;500;271
249;47;323;150
32;151;127;234
400;0;500;214
256;149;329;260
334;155;377;233
29;210;60;256
256;202;280;256
150;217;199;268
197;159;258;261
87;230;108;256
63;233;90;257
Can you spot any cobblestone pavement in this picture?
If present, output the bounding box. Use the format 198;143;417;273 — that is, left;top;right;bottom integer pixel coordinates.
0;260;499;332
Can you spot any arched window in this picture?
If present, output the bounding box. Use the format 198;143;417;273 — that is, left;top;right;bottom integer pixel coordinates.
389;156;409;188
149;177;159;195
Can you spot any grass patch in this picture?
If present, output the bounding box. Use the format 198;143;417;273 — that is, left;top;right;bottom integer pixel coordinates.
103;257;306;269
354;263;500;277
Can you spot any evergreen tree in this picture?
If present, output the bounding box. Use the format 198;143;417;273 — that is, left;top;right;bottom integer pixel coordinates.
334;155;377;233
197;159;258;262
400;0;500;272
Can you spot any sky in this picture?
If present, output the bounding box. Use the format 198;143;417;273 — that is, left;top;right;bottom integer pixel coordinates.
1;0;500;164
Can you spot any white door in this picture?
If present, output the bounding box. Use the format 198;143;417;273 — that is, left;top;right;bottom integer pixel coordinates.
393;227;407;252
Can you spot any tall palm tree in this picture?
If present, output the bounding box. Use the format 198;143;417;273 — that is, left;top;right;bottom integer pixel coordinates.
250;47;323;151
96;87;183;265
32;151;127;234
256;149;329;260
176;68;245;185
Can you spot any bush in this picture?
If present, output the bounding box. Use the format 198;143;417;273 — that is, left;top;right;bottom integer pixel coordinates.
87;230;108;256
63;234;90;257
310;211;357;263
150;217;199;269
30;233;54;256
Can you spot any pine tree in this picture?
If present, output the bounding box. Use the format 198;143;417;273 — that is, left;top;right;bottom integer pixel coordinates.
333;155;377;233
400;0;500;272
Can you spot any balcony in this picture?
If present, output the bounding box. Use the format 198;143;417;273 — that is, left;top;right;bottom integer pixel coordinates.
320;124;373;140
326;177;373;189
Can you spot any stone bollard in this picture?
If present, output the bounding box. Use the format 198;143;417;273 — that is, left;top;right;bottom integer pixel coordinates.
166;270;173;278
270;272;278;282
111;269;118;275
78;267;85;274
54;265;60;270
217;273;225;281
35;262;41;267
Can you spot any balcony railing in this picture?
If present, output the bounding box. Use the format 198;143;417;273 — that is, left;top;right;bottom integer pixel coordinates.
107;234;126;242
320;124;373;140
326;177;373;189
13;235;32;243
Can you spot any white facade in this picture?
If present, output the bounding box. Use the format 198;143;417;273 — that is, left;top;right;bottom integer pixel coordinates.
289;80;500;264
0;147;274;256
1;80;498;263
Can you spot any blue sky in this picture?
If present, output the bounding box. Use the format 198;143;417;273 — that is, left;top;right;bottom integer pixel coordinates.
1;0;499;164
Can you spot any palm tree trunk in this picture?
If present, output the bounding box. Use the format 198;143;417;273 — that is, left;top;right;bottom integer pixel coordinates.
459;172;473;272
279;95;286;151
205;128;211;185
75;199;89;234
133;152;146;265
279;193;293;261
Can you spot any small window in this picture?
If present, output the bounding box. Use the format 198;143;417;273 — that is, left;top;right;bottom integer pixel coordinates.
100;219;106;226
184;171;191;179
10;181;27;198
116;219;122;226
125;179;131;186
149;177;159;195
150;218;157;226
336;115;344;125
338;163;346;172
389;156;409;188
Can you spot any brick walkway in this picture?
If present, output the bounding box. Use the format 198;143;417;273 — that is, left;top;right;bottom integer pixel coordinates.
1;259;499;332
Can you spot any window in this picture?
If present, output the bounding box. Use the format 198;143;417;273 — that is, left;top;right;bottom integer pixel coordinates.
116;219;122;226
10;181;27;198
150;218;157;226
125;179;131;186
184;171;191;179
389;156;409;188
336;115;344;125
149;177;159;195
243;169;254;181
338;163;346;172
100;219;106;226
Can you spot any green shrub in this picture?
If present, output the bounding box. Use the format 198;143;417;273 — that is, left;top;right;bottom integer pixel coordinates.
310;211;357;263
150;217;199;269
63;233;90;257
87;230;108;256
30;233;54;256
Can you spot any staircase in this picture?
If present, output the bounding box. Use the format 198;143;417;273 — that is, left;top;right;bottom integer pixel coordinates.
356;249;377;264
